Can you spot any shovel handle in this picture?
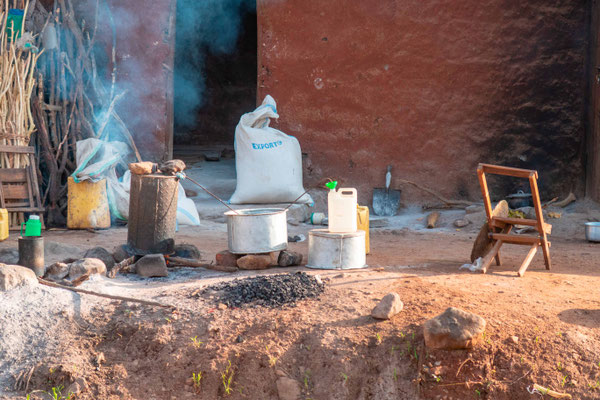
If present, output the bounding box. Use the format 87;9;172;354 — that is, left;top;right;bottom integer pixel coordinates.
385;165;392;191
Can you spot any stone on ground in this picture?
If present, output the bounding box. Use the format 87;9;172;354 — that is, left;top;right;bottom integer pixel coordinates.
0;248;19;265
135;254;168;277
278;250;303;267
237;254;273;270
371;292;404;320
423;307;486;350
0;264;37;291
453;219;469;228
276;377;301;400
45;262;70;280
68;258;107;280
215;250;241;268
112;244;132;263
84;247;115;270
174;243;201;260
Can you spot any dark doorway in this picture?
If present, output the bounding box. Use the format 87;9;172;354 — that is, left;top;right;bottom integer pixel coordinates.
173;1;257;150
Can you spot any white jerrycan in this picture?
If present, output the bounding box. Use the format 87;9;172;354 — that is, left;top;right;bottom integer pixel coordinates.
328;188;358;233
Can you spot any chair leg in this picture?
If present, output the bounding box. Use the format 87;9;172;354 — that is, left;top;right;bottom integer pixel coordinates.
518;243;539;277
495;252;501;266
541;238;551;270
481;240;503;274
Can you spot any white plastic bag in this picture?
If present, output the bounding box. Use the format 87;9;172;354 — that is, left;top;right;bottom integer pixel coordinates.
229;95;312;205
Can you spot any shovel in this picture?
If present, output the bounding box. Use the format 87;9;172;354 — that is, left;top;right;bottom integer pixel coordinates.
372;165;401;216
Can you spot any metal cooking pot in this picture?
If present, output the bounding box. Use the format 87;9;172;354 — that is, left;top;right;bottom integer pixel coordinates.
506;190;533;209
585;222;600;242
225;208;288;254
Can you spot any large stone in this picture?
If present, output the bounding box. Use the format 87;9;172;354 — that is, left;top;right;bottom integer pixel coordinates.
371;292;403;320
112;244;132;263
135;254;168;277
215;250;241;268
84;247;116;270
0;248;19;264
68;258;107;280
276;377;301;400
278;250;303;267
423;307;486;350
45;262;70;281
237;254;273;270
0;264;37;291
174;243;201;260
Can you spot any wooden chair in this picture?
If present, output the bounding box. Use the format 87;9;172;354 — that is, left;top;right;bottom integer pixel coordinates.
477;163;551;277
0;145;45;230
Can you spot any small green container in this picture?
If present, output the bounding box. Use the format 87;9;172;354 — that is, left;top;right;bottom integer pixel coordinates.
6;9;24;41
21;215;41;237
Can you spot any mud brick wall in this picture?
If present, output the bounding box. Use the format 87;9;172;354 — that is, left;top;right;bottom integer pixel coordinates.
257;0;589;204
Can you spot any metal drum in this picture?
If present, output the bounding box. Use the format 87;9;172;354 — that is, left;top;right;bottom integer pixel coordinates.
18;236;45;277
225;208;288;254
307;229;367;270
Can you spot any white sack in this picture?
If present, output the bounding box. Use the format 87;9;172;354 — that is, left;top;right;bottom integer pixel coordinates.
229;95;312;205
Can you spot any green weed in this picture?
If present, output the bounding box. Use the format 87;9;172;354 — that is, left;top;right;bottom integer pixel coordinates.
304;369;311;390
588;380;600;391
375;333;382;345
191;336;203;348
192;371;202;392
393;368;398;381
341;372;348;384
45;386;72;400
561;375;569;388
221;360;234;395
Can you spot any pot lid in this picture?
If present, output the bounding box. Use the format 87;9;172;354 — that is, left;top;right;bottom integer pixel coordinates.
506;190;532;199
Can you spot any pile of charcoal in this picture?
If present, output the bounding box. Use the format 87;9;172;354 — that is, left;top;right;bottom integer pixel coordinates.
204;272;325;308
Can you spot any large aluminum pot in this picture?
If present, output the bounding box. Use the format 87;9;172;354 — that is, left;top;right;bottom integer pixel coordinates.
585;222;600;242
225;208;288;254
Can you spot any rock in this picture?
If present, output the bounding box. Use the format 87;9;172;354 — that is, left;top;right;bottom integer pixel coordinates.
135;254;168;277
237;254;273;270
68;258;107;280
65;378;87;396
314;275;323;285
465;211;486;225
174;243;201;260
516;206;536;220
465;205;483;214
0;264;37;291
84;247;115;270
112;244;132;263
44;241;84;258
215;250;241;268
184;189;198;198
371;292;404;320
510;336;519;344
275;369;287;377
45;262;70;280
276;377;301;400
453;219;470;228
278;250;303;267
423;307;486;350
0;248;19;264
129;161;156;175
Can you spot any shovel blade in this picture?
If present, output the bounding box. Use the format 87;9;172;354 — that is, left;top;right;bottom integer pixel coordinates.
372;188;401;216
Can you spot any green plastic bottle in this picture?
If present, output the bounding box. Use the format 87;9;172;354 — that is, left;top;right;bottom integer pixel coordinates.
6;9;24;41
21;215;41;237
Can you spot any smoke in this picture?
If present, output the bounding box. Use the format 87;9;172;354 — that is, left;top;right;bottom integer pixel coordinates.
174;0;257;128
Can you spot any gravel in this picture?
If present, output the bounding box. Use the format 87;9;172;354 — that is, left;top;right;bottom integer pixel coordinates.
204;272;325;308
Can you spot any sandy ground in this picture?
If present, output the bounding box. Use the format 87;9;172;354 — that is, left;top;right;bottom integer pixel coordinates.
0;196;599;399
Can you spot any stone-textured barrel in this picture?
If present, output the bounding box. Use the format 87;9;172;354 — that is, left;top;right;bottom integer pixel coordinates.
127;174;178;255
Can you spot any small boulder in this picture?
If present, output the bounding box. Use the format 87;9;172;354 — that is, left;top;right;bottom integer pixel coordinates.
135;254;168;277
237;254;273;270
453;219;469;228
509;336;519;344
68;258;107;280
0;248;19;265
278;250;303;267
65;378;87;396
423;307;486;350
84;247;115;270
45;262;70;281
112;244;132;263
371;292;403;320
174;243;201;260
0;264;37;291
465;205;483;214
276;377;301;400
215;250;241;268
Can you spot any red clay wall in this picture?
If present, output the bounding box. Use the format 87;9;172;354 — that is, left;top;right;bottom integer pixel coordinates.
257;0;588;205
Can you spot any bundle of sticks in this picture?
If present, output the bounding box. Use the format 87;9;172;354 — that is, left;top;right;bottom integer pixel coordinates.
0;0;42;226
29;0;140;225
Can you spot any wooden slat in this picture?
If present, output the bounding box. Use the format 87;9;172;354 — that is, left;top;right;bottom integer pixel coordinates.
490;233;541;245
518;244;539;277
3;207;45;212
477;167;494;231
481;239;503;274
0;169;28;183
478;163;538;179
491;217;552;235
0;145;35;154
2;185;29;199
530;174;551;270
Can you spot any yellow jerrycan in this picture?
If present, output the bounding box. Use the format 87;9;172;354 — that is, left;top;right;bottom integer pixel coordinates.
67;177;111;229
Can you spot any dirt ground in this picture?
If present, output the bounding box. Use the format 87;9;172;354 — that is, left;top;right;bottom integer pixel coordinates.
1;205;600;400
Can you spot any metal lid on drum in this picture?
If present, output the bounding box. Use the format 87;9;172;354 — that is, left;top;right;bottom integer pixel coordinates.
308;228;365;238
225;208;287;217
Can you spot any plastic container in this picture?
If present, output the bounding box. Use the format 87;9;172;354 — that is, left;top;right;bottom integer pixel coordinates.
0;209;8;241
328;188;357;233
357;205;370;254
21;215;41;237
6;9;24;40
67;177;111;229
